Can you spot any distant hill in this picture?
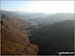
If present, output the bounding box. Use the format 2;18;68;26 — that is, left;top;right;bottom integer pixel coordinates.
39;13;74;24
29;20;74;55
1;10;74;25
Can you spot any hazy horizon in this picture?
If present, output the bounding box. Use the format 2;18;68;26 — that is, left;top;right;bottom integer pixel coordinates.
1;1;74;14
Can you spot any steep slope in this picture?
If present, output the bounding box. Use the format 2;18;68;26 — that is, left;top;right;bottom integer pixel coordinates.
1;25;38;55
29;20;74;55
1;11;38;55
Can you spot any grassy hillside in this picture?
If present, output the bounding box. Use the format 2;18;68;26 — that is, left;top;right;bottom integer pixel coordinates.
1;12;38;55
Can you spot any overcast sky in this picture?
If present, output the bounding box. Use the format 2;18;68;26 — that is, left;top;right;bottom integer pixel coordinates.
1;1;74;14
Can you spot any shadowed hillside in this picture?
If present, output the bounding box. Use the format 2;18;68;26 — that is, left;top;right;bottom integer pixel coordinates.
29;20;74;55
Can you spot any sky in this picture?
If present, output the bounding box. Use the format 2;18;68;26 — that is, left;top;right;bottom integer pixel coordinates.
1;1;74;14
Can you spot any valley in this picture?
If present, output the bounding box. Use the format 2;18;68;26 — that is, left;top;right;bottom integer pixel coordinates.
0;10;74;55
